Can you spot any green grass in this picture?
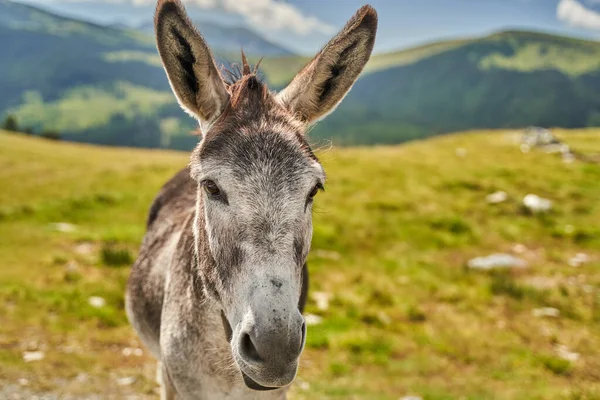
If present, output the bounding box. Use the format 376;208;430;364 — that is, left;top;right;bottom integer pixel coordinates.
1;129;600;398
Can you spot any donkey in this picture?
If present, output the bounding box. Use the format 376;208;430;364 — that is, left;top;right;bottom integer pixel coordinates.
126;1;377;398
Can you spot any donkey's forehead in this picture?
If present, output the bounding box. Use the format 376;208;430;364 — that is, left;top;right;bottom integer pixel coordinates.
192;130;324;183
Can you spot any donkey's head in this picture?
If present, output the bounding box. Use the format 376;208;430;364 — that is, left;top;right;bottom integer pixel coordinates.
155;0;376;390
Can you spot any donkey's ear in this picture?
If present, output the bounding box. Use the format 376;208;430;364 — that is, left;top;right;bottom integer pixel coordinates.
277;5;377;125
155;0;229;131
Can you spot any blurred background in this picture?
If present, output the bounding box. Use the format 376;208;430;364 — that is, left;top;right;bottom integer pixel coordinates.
0;0;599;398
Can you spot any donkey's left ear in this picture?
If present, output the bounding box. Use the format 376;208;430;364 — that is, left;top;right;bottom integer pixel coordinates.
277;5;377;125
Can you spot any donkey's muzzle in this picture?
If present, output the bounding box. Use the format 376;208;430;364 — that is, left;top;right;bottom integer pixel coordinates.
236;309;306;389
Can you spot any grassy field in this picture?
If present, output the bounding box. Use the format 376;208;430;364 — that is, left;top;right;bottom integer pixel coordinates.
0;129;599;399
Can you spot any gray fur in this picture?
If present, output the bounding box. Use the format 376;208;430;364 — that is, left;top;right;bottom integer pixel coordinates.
126;1;377;398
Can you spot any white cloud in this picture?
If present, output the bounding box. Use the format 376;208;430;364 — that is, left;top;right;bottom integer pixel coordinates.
41;0;335;35
557;0;600;31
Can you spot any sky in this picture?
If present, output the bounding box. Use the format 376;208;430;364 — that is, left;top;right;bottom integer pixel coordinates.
16;0;600;54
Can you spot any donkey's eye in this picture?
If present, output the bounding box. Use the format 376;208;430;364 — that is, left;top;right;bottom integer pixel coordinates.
202;180;221;197
308;183;323;200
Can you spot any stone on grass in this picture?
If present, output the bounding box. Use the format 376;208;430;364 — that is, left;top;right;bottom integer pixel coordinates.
88;296;106;308
74;242;94;256
455;148;467;157
304;313;323;326
563;152;576;164
122;347;143;357
50;222;77;233
23;351;44;362
512;243;528;254
313;249;341;261
297;380;310;391
486;191;508;204
523;194;552;213
532;307;560;318
116;376;136;386
467;253;527;270
555;344;579;362
312;292;331;311
568;253;590;267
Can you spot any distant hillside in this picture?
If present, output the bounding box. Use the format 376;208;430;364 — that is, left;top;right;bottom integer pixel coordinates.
313;30;600;145
2;0;600;149
0;0;204;148
0;0;289;149
260;37;472;88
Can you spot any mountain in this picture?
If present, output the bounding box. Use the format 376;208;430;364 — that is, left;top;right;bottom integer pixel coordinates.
312;30;600;145
0;0;200;147
0;0;294;149
2;0;600;149
137;20;294;56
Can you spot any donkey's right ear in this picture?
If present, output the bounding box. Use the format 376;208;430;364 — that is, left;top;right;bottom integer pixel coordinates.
155;0;229;132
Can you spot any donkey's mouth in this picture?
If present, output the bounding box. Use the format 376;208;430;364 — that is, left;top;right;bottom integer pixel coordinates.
241;371;279;391
222;311;279;391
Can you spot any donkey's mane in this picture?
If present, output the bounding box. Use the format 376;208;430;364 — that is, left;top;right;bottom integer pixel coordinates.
221;50;264;88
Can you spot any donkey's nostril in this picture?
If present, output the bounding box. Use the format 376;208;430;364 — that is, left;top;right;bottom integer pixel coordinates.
299;322;306;352
241;333;262;363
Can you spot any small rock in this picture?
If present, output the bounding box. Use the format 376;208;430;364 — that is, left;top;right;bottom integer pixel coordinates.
541;326;554;337
304;313;323;326
65;260;79;273
568;253;590;267
377;311;392;326
455;148;467;157
512;243;528;254
563;152;576;164
523;194;552;213
555;344;579;362
74;242;94;256
467;253;527;270
582;285;594;294
486;191;508;204
543;143;567;154
522;127;559;147
525;276;559;290
532;307;560;318
50;222;77;233
18;378;29;386
312;292;331;311
313;250;341;261
122;347;143;357
23;351;44;362
297;380;310;391
116;376;136;386
88;296;106;308
75;373;89;383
